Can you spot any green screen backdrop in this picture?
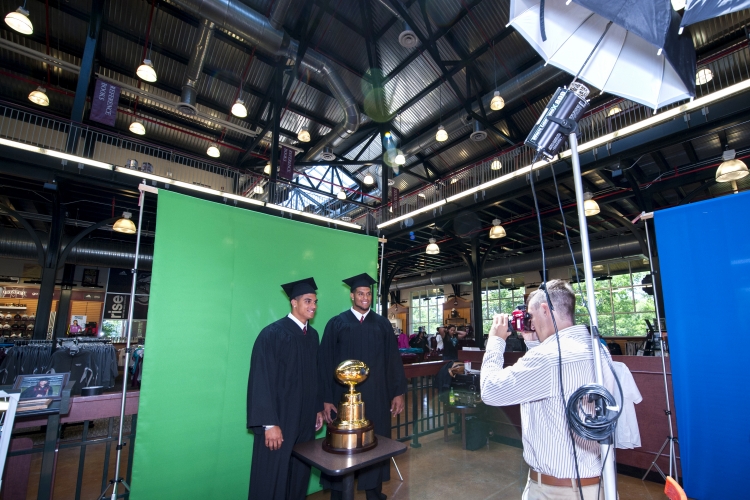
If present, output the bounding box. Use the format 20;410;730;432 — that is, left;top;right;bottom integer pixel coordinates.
130;191;377;499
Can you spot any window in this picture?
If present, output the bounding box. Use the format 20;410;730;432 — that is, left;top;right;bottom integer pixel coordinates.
410;289;444;335
571;260;655;336
283;165;360;212
480;280;525;334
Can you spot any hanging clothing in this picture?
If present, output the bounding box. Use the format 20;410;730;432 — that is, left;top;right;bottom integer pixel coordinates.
317;310;407;492
246;316;320;500
605;361;643;449
46;348;94;395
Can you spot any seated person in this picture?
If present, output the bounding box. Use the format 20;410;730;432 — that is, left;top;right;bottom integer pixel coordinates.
409;330;430;353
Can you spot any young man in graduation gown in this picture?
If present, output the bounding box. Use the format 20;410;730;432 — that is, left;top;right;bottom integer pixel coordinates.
246;278;325;500
318;273;407;500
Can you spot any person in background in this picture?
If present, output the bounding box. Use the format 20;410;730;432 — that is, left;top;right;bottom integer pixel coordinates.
480;280;608;500
246;278;324;500
439;325;467;361
409;330;430;353
434;326;446;351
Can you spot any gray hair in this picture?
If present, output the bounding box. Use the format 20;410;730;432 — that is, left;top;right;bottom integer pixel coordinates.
527;279;576;323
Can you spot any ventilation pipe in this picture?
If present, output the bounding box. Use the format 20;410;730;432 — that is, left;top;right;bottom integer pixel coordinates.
169;0;359;160
0;228;153;270
389;232;642;290
268;0;295;30
177;18;215;116
469;119;487;142
400;62;563;158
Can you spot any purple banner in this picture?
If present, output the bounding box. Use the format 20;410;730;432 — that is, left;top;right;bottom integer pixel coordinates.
90;79;121;127
278;145;295;181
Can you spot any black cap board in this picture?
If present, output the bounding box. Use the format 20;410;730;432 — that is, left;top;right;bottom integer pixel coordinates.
281;277;318;299
342;273;377;291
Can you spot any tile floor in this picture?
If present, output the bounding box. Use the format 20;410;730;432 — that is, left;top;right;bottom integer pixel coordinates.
307;432;670;500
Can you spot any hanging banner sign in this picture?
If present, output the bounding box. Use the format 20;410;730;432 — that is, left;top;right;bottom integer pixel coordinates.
103;293;130;320
278;145;296;181
90;79;121;127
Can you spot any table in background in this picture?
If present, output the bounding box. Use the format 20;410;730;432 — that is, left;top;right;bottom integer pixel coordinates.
444;403;485;450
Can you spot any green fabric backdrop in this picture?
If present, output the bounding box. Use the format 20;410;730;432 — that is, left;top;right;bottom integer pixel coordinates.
130;191;377;499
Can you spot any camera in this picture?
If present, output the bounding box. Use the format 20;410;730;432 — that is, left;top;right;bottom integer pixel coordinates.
507;305;531;334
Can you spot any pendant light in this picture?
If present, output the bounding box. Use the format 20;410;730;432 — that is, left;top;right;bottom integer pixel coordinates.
113;212;137;234
489;219;506;239
363;173;375;185
435;86;448;142
136;59;157;82
715;149;749;183
231;98;247;118
583;192;600;216
264;163;272;175
27;86;49;106
695;67;713;86
337;190;346;200
206;143;220;158
489;41;505;111
129;119;146;135
394;151;406;165
491;158;501;170
253;184;264;195
425;238;440;255
297;127;311;143
5;5;32;35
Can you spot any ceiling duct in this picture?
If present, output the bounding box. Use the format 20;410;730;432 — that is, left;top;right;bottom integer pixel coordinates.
399;22;418;48
320;146;336;161
268;0;295;30
470;119;487;142
170;0;360;162
390;232;642;290
177;18;215;116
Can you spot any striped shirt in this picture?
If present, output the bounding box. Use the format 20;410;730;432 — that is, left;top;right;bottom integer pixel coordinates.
480;325;607;479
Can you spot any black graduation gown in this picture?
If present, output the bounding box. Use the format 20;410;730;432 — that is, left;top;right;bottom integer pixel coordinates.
317;310;407;491
247;317;320;500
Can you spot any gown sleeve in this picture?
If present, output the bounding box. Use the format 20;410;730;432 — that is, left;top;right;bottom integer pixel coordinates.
246;327;281;429
317;316;339;407
383;317;407;400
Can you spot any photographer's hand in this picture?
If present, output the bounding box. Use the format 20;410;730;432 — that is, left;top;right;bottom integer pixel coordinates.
522;330;539;342
489;313;511;341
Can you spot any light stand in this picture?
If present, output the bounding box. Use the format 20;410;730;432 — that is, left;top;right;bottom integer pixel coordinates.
98;184;146;500
640;214;679;482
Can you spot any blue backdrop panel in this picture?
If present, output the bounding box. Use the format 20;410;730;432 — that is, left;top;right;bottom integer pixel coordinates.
654;191;750;500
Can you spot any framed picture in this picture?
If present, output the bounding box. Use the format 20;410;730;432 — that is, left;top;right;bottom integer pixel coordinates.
13;373;70;400
82;268;99;287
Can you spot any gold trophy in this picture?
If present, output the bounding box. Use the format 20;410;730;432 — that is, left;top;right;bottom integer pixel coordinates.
323;360;377;454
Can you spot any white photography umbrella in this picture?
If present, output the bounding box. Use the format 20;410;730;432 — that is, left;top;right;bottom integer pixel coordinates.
509;0;696;110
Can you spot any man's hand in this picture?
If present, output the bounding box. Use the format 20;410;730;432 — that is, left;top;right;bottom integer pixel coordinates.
522;330;539;342
323;402;338;424
315;412;324;431
489;313;511;341
390;395;405;416
265;426;283;450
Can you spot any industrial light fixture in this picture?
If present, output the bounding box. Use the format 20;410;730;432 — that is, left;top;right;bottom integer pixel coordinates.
425;238;440;255
363;173;375;185
129;119;146;135
206;143;220;158
491;158;501;170
253;184;264;195
715;149;749;182
450;177;458;184
113;212;136;234
417;192;426;199
489;219;506;239
5;5;32;35
264;163;271;175
136;59;157;82
337;190;346;200
490;91;505;111
394;151;406;165
231;98;247;118
695;67;713;86
297;127;311;143
583;192;600;216
607;106;622;116
436;125;448;142
670;0;686;11
27;86;49;106
593;264;604;271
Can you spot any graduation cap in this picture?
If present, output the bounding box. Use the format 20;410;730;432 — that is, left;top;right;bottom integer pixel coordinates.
281;277;318;299
342;273;377;292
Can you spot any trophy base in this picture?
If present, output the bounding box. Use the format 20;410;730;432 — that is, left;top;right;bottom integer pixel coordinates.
322;422;377;455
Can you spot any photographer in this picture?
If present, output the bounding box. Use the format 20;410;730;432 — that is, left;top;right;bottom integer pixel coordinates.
480;280;606;500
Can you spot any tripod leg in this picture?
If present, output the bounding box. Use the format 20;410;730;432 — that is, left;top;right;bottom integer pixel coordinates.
392;457;403;481
642;437;670;481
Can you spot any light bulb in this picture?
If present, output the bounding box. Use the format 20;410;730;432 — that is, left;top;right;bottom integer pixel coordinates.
425;238;440;255
206;143;221;158
5;7;32;35
136;59;157;82
695;67;713;86
491;159;501;170
583;192;600;216
113;212;136;234
253;185;264;195
337;190;346;200
395;151;406;165
297;127;311;142
28;86;49;106
264;163;272;175
129;120;146;135
489;219;506;239
231;99;247;118
363;173;375;185
490;91;504;111
435;125;448;142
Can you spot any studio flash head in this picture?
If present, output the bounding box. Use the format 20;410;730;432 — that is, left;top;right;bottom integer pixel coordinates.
525;82;590;159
